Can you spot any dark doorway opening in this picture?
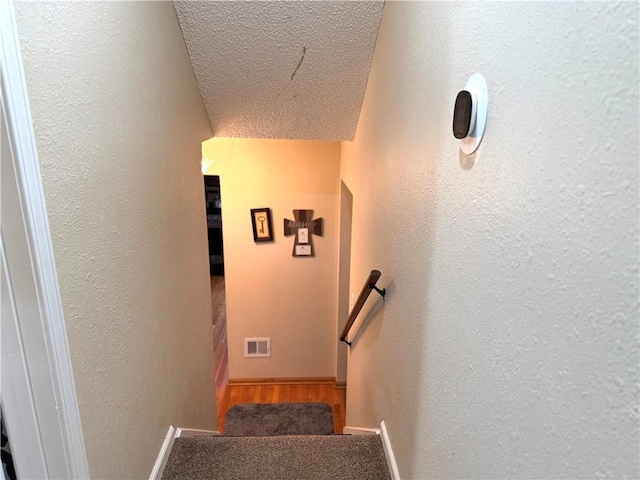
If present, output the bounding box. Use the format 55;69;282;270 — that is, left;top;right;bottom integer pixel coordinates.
204;175;224;276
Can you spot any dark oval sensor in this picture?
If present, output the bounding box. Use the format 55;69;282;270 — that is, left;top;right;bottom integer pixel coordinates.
453;90;473;139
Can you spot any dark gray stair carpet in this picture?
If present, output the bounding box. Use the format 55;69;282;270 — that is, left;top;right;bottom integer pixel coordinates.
162;435;391;480
224;402;334;436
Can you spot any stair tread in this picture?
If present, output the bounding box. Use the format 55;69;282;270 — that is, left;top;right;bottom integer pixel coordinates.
163;435;391;480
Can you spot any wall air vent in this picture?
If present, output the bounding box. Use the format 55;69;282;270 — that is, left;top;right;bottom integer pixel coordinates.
244;338;271;358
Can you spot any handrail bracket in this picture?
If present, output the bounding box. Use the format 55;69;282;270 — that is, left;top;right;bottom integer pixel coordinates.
371;285;386;300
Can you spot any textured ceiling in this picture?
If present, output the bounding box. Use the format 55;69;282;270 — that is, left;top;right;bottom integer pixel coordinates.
174;1;383;140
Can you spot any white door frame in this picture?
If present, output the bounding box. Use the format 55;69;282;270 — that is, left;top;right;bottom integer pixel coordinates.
1;0;89;477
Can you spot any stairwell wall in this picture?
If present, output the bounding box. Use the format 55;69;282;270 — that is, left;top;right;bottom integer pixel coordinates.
15;2;217;479
202;138;341;380
341;2;638;479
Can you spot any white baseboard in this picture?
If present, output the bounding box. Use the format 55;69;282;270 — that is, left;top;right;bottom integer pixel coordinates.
149;426;175;480
342;426;380;435
149;426;221;479
380;421;400;480
175;428;221;438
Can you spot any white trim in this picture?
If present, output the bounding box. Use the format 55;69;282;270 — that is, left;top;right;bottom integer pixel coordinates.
148;426;220;480
342;426;380;435
1;1;89;477
175;427;221;438
380;421;400;480
149;426;175;480
1;243;49;479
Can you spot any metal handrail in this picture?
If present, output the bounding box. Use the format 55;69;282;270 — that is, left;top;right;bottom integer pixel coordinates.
340;270;385;346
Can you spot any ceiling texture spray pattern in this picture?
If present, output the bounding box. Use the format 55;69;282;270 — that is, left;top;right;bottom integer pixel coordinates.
174;1;383;140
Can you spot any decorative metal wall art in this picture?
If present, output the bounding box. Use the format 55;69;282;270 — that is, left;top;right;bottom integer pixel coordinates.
284;209;323;257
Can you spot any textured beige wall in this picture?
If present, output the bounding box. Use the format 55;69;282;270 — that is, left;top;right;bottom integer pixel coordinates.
335;182;353;384
15;3;217;479
341;2;638;479
202;138;340;379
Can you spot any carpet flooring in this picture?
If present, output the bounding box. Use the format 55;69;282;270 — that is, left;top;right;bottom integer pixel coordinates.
162;435;391;480
224;402;334;436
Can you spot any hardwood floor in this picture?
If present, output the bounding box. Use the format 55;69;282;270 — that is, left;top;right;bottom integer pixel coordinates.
211;276;229;410
210;276;346;434
217;383;346;434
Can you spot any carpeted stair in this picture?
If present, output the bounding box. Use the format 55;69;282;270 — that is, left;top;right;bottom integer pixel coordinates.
162;435;390;480
162;402;391;480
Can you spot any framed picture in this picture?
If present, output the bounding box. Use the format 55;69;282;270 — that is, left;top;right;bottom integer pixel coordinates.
250;208;274;242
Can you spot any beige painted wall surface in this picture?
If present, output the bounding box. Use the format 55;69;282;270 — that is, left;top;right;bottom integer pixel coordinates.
15;3;217;478
203;139;340;379
335;182;354;384
341;2;638;479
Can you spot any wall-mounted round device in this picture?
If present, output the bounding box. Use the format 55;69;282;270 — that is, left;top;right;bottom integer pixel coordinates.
453;90;477;139
453;73;488;155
